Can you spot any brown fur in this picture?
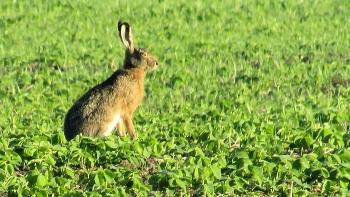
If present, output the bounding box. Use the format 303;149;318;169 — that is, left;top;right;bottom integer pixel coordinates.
64;21;158;141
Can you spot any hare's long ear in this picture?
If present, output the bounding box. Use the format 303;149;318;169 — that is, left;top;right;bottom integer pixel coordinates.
118;21;134;53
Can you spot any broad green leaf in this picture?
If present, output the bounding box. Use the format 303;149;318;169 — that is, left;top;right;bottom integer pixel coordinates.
202;157;212;166
291;176;311;188
339;178;350;188
234;151;249;159
133;173;146;190
0;138;8;149
340;163;350;169
36;174;47;187
196;158;203;167
142;147;152;157
95;169;105;186
304;135;315;148
195;147;205;157
203;167;212;178
27;170;40;187
104;169;116;180
339;149;350;163
293;157;310;170
94;174;101;186
168;178;176;187
331;154;341;164
262;161;276;173
0;170;5;182
265;124;274;135
105;140;119;149
210;165;221;179
276;155;293;164
51;133;66;144
234;177;247;189
206;140;218;151
84;152;96;165
193;167;199;180
35;190;48;197
341;174;350;180
321;180;335;194
321;128;333;139
45;155;56;166
334;132;345;147
153;143;160;154
129;156;140;166
320;168;330;178
204;183;215;194
55;177;68;185
175;178;187;189
5;164;14;175
217;155;227;168
5;150;22;165
251;166;263;185
300;157;310;169
306;153;318;162
65;167;76;179
291;176;303;186
251;166;263;176
133;142;143;155
103;171;113;184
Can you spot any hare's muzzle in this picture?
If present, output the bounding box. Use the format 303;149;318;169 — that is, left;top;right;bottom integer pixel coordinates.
147;57;158;70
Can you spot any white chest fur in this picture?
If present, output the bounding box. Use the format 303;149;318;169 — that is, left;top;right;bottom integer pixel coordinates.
105;114;120;136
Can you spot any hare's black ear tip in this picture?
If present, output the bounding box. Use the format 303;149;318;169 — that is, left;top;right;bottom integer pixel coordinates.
118;21;130;28
118;21;123;30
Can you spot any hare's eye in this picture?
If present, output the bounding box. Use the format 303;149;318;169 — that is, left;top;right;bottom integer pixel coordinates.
140;51;147;57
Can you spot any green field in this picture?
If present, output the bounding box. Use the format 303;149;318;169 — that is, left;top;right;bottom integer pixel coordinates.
1;0;350;196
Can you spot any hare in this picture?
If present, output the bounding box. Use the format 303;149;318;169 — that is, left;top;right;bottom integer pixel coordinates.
64;21;158;141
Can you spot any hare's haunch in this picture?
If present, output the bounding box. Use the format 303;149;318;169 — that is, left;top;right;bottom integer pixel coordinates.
64;21;158;141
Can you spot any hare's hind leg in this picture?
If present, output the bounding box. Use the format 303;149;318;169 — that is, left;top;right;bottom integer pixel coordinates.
117;118;126;137
123;114;137;139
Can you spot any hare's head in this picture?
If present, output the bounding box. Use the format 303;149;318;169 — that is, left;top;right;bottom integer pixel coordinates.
118;21;158;71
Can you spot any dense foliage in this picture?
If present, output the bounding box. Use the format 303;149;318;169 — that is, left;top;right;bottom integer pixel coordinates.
1;0;350;196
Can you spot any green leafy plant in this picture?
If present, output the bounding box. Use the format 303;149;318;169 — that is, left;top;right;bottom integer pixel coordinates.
1;0;350;196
